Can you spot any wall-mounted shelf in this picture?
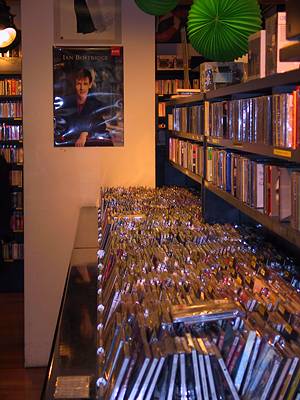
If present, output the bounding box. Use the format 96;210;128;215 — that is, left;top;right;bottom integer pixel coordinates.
157;68;185;72
205;181;300;249
164;69;300;106
169;160;202;184
7;163;23;169
0;95;22;100
205;68;300;100
206;137;300;162
167;93;205;106
0;140;22;145
9;186;23;190
157;94;173;101
169;131;204;143
280;42;300;62
0;118;22;123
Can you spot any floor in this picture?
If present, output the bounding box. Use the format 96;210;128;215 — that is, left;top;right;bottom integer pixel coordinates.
0;293;46;400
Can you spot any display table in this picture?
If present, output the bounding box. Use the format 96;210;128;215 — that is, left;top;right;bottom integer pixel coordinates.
42;207;98;400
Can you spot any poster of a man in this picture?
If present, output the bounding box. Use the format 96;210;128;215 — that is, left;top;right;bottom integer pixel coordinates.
53;47;124;147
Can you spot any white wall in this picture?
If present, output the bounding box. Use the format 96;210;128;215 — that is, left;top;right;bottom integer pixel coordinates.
22;0;155;366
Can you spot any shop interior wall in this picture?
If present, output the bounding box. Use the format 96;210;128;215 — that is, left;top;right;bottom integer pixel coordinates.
21;0;155;366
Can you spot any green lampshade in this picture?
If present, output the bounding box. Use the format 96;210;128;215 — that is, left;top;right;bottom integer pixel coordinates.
135;0;179;16
187;0;262;61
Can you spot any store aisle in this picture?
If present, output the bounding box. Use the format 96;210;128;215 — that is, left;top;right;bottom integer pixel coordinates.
0;293;46;400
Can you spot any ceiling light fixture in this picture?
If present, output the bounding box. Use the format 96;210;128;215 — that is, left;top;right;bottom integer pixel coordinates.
0;0;20;52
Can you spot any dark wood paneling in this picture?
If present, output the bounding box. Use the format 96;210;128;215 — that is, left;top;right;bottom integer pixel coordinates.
0;293;46;400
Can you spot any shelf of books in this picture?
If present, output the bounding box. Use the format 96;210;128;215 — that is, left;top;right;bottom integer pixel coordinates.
0;72;23;267
155;56;200;187
169;131;204;143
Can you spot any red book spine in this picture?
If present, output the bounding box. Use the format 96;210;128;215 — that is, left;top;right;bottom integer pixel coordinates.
226;336;240;367
228;337;245;375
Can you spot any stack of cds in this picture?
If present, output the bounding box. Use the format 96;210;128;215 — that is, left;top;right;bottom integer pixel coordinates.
96;187;300;399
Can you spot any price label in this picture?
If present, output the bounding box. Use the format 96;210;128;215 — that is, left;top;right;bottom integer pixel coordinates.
245;275;252;286
233;142;243;148
273;148;292;158
285;324;293;335
211;138;219;144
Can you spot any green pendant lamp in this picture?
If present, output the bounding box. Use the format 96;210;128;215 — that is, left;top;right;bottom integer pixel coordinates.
187;0;262;61
135;0;179;16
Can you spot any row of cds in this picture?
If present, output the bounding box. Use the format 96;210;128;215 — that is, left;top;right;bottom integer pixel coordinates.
172;105;204;136
2;242;23;261
206;147;300;228
10;191;23;210
96;187;300;399
0;78;22;96
169;138;204;177
209;90;300;150
0;145;23;164
0;101;22;118
0;124;22;141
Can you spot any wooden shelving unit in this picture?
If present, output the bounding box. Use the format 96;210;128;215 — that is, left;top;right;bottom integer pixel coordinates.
0;72;23;288
164;68;300;248
206;137;300;162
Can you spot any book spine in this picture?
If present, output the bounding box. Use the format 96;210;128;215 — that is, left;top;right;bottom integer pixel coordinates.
234;330;256;392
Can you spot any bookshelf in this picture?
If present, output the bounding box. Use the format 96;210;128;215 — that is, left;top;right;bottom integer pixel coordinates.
0;71;23;290
165;67;300;250
155;65;198;187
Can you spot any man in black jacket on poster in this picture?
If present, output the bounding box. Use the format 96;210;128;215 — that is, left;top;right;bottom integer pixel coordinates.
55;68;112;146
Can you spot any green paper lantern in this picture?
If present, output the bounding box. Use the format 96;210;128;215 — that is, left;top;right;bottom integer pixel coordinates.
135;0;179;16
187;0;262;61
